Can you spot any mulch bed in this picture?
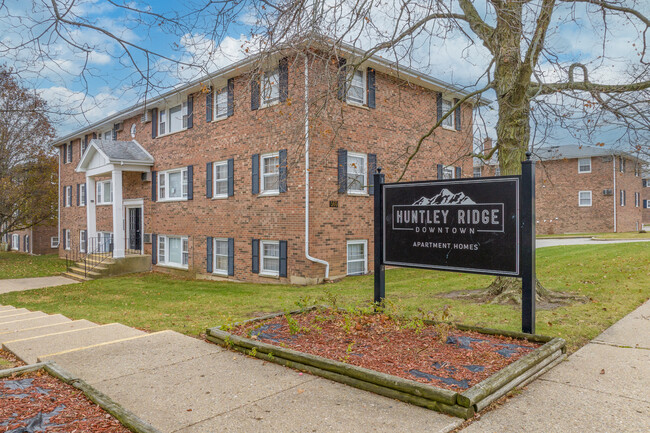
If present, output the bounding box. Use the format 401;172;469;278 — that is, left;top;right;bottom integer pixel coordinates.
231;309;541;392
0;370;131;432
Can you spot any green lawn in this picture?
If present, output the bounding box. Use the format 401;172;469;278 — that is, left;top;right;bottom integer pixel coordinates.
0;244;648;352
537;231;649;240
0;252;66;279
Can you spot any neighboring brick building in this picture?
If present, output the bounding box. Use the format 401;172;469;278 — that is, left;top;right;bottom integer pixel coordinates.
2;222;58;255
642;172;650;229
52;45;480;283
475;144;646;234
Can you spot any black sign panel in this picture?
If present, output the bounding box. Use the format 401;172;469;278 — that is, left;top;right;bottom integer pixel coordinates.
383;177;520;276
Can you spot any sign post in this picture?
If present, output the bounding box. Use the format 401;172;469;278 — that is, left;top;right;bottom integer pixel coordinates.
520;152;536;334
373;169;385;305
373;157;536;333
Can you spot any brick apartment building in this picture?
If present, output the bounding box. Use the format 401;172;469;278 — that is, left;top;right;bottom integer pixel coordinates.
643;172;650;229
2;222;58;255
475;144;647;234
53;44;480;283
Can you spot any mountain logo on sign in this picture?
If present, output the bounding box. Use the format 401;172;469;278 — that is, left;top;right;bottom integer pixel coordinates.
412;188;476;205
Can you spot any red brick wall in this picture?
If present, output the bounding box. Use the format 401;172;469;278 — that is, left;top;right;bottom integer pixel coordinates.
57;56;474;282
7;223;57;255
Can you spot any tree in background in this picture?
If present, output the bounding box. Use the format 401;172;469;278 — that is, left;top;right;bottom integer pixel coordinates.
0;67;57;240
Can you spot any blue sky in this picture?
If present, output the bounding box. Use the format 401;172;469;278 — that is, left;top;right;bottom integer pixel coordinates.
3;1;648;153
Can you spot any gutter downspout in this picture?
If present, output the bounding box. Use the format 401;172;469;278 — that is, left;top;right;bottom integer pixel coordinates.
304;54;330;280
613;154;617;232
58;149;61;251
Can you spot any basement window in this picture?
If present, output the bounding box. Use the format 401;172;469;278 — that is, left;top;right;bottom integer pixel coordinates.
347;240;367;276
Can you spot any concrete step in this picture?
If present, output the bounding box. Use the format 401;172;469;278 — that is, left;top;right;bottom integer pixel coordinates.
0;320;98;345
74;263;109;272
0;306;16;312
3;323;147;364
43;330;222;384
68;266;103;278
0;311;47;324
62;272;91;282
0;308;31;317
0;314;71;334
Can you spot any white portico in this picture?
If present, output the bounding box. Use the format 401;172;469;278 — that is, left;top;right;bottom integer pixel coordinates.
76;140;154;258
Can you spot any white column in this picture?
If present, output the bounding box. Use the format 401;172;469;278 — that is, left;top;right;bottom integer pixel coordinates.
112;168;125;258
86;176;97;247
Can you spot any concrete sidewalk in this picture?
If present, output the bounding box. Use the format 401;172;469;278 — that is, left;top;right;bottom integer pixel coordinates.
461;300;650;432
0;276;77;294
1;301;648;432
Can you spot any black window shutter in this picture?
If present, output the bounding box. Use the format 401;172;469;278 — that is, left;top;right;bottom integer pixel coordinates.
62;144;67;164
76;184;80;206
454;98;461;131
69;143;73;162
279;57;289;103
112;124;118;140
337;58;347;100
252;239;259;273
83;135;88;154
151;171;157;202
151;108;158;138
206;236;213;273
206;86;213;122
368;153;377;194
92;132;97;139
68;186;72;205
187;165;194;200
227;78;234;117
251;78;260;111
187;95;194;129
252;154;259;194
152;234;157;264
436;93;443;123
455;166;462;178
227;238;234;276
279;240;287;278
227;158;234;197
367;68;376;108
338;149;348;193
279;149;288;193
206;162;213;198
437;164;443;179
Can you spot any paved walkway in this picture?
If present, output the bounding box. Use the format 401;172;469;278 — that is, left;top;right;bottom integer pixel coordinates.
460;300;650;432
1;301;648;432
537;237;650;248
0;276;77;295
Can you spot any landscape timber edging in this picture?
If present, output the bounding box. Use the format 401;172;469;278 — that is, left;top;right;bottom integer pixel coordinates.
0;361;161;433
206;307;566;419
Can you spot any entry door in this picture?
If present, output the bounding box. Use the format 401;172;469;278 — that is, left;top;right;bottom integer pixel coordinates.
128;207;142;251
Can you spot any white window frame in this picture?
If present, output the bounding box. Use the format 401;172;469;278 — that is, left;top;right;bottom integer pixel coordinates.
213;238;229;276
51;236;59;248
80;230;87;253
347;240;368;276
67;143;73;163
157;102;188;136
96;180;113;205
473;167;482;178
346;68;366;106
102;130;113;141
64;186;72;207
441;98;455;130
578;158;592;174
495;166;501;176
11;234;19;250
578;191;592;207
260;240;280;277
260;152;280;195
260;69;280;108
97;232;113;253
620;190;626;207
346;152;367;195
157;235;189;269
442;165;455;180
24;235;29;252
213;161;229;199
158;167;189;202
64;229;71;251
214;87;228;120
635;192;640;207
80;183;86;206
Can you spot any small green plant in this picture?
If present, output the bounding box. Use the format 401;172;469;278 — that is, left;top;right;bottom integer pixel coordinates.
249;347;257;357
342;313;354;334
285;312;303;335
267;352;274;360
294;295;314;309
341;340;356;363
223;336;233;349
322;289;339;310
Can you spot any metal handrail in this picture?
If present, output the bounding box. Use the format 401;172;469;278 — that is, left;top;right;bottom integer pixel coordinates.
65;234;114;278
